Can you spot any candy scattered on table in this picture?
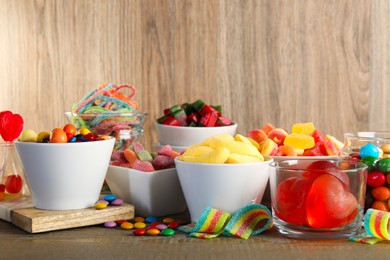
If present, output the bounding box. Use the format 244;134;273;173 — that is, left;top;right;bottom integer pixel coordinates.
247;122;343;156
178;134;265;164
156;99;233;127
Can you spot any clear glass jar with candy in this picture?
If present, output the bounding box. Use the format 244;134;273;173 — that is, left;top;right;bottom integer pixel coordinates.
341;132;390;212
0;141;30;200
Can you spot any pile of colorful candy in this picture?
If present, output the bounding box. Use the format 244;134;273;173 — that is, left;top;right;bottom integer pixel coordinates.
351;143;390;212
157;99;233;127
96;193;189;236
68;83;147;152
247;122;343;156
18;124;109;143
273;160;363;229
111;141;179;171
179;134;265;163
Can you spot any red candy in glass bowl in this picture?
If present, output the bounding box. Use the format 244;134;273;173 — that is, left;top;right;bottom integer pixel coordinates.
269;159;367;239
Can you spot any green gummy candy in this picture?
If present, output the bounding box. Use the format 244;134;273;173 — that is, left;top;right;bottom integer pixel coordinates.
136;150;153;162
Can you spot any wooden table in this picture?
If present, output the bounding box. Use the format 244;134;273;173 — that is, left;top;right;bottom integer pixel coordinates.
1;219;389;259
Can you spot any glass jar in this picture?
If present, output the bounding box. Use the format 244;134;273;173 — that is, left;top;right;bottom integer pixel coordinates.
0;142;30;200
341;132;390;212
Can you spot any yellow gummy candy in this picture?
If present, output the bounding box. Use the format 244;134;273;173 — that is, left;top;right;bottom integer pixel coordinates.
226;153;263;163
181;145;215;157
284;134;315;150
201;134;235;146
291;122;316;135
179;148;230;164
208;138;263;160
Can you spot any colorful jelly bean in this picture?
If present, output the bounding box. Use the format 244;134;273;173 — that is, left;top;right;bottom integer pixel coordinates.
110;198;123;206
134;222;147;229
146;228;160;236
360;143;380;159
145;216;157;223
120;222;134;230
161;228;175;236
95;202;108;210
104;221;117;228
103;194;116;202
134;216;145;223
168;221;180;229
133;229;146;236
162;217;175;224
156;224;168;230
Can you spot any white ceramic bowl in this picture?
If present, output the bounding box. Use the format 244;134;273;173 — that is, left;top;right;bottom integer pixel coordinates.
155;122;238;146
105;165;187;217
175;157;273;223
15;138;115;210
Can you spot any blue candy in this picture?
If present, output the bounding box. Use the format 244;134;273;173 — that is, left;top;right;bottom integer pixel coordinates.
360;143;380;159
104;194;116;202
145;216;157;223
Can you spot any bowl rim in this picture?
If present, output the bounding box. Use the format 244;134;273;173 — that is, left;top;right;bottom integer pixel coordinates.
65;111;148;117
174;156;273;167
14;136;115;146
155;121;237;129
269;159;368;172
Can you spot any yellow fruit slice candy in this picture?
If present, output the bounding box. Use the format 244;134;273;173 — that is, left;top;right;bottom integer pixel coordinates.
227;153;263;163
291;122;316;135
284;134;315;150
179;148;230;164
208;138;263;160
201;134;235;146
181;145;215;157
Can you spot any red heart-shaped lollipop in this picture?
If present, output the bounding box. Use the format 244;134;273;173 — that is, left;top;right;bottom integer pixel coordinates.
0;111;24;142
306;174;358;228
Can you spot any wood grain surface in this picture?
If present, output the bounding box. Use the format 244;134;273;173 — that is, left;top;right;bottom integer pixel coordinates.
0;0;387;150
1;218;390;259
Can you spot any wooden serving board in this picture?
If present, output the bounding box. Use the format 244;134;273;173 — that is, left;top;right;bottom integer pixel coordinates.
0;197;134;233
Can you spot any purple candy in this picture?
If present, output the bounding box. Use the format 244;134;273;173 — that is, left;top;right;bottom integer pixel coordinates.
156;224;168;230
110;198;123;206
104;221;117;228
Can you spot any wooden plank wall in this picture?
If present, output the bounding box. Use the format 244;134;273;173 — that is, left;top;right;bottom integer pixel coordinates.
0;0;388;150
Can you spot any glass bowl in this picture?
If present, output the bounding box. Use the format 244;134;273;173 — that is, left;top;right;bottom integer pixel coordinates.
65;111;148;152
269;159;367;239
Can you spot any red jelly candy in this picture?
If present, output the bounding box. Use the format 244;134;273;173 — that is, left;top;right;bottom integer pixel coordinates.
304;161;350;189
5;175;23;194
306;174;358;228
133;229;146;236
274;177;314;225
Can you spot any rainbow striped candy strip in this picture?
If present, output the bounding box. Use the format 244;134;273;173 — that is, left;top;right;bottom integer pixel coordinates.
177;204;272;239
349;209;390;245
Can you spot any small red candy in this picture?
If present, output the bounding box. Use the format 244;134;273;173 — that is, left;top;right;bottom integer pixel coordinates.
5;175;23;194
133;229;146;236
367;171;386;187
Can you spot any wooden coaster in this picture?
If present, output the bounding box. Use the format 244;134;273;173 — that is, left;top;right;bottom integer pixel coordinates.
0;197;134;233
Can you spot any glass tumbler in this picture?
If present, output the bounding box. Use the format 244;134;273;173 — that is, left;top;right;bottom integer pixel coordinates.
269;159;367;239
